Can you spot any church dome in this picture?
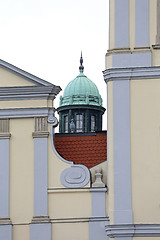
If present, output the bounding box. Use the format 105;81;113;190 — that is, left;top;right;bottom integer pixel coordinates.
59;56;102;107
57;54;105;134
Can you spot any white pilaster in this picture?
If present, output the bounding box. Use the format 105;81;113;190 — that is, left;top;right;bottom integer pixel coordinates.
135;0;149;47
113;80;133;225
115;0;129;48
32;117;49;216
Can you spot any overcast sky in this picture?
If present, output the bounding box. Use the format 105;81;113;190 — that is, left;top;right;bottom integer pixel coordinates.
0;0;109;130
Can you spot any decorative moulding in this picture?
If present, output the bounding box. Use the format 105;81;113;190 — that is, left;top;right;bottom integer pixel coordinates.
103;66;160;83
32;132;49;138
0;86;61;101
31;216;51;224
0;119;11;139
34;117;48;132
0;119;9;132
0;218;12;225
0;108;53;119
32;117;49;138
60;164;90;188
106;224;160;237
48;114;73;165
92;167;105;188
152;44;160;49
106;47;151;56
48;114;90;188
0;133;11;139
107;47;131;55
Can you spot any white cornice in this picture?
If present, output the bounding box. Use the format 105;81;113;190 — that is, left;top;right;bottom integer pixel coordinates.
0;107;55;119
103;66;160;83
0;86;61;100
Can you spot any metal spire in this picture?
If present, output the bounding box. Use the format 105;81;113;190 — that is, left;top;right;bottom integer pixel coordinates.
79;51;84;73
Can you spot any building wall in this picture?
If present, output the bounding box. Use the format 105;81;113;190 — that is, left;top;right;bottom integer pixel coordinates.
106;77;160;226
7;116;92;240
10;118;34;223
0;62;108;240
108;0;157;51
131;79;160;223
104;0;160;239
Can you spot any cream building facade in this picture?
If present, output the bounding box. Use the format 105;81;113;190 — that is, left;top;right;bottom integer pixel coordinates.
103;0;160;239
0;59;107;240
2;0;160;240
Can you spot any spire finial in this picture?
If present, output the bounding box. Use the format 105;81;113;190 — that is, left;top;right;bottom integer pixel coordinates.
79;51;84;73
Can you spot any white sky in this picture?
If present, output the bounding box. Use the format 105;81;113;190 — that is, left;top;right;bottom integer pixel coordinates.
0;0;109;130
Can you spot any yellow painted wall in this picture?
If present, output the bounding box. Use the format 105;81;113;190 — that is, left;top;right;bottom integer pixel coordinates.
10;118;34;223
48;133;71;189
129;0;135;50
48;191;91;219
105;54;112;69
152;49;160;66
0;99;53;109
106;81;114;224
0;59;99;240
131;79;160;223
12;225;30;240
0;67;36;87
52;222;89;240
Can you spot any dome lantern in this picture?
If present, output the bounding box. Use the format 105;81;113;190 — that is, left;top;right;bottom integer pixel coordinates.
57;54;105;133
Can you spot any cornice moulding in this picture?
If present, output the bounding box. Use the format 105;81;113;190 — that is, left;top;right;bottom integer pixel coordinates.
106;224;160;237
0;86;61;101
0;107;55;119
31;216;51;223
57;104;106;113
0;133;11;139
32;131;49;138
0;218;12;225
106;47;151;56
103;66;160;82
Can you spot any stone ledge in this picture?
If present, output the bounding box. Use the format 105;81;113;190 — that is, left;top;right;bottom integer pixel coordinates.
32;131;49;138
152;44;160;49
106;224;160;237
0;133;11;139
0;218;12;225
31;216;51;223
103;65;160;83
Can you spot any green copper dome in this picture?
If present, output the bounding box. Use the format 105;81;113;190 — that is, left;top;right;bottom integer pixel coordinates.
59;55;103;107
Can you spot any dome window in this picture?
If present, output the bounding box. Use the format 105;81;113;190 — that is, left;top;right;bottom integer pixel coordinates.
76;114;83;132
91;115;96;132
64;115;68;133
